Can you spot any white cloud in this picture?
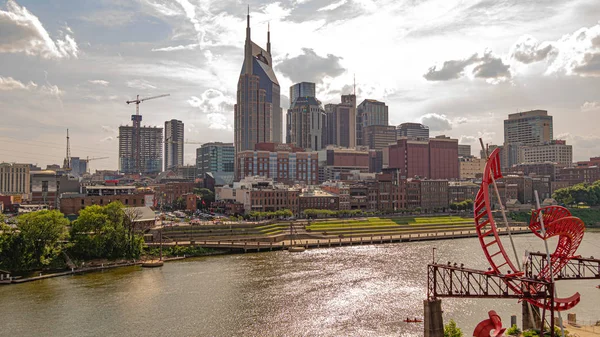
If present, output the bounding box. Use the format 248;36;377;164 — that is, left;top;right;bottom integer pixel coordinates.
0;76;63;97
101;125;117;133
317;0;348;12
543;23;600;77
0;0;78;59
0;76;36;90
420;113;452;131
510;35;555;64
126;79;157;90
152;43;199;52
99;136;114;143
40;84;64;97
187;89;235;130
454;117;468;124
88;79;109;86
581;101;600;111
187;89;235;113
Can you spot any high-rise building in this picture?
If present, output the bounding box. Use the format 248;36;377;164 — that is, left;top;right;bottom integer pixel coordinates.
519;140;572;166
289;82;316;107
324;103;338;147
119;126;163;174
362;125;396;150
0;163;30;199
322;95;357;148
397;122;429;140
286;83;324;151
164;119;184;171
458;144;471;157
357;99;389;146
503;110;553;168
196;142;235;176
234;11;282;157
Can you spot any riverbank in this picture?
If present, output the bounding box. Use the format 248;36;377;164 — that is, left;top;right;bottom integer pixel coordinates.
1;249;229;285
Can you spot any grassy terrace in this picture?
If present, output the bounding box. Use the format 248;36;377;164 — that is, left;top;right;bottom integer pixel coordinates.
306;216;475;237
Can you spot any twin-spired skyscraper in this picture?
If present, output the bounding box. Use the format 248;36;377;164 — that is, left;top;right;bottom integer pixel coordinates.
234;10;282;155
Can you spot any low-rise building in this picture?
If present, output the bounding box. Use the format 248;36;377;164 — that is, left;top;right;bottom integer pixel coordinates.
557;166;600;184
459;157;485;180
236;143;318;185
299;189;339;213
448;181;479;203
321;182;350;210
0;163;30;201
318;146;370;182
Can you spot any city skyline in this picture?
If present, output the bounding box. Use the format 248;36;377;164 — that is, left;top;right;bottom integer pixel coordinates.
1;0;600;170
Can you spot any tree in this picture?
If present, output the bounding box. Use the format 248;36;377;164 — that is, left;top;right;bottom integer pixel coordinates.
70;202;143;260
506;324;521;336
444;319;463;337
173;197;186;210
194;188;215;207
17;210;69;269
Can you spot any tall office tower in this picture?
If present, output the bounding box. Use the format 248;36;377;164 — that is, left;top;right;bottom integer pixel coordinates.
357;99;390;148
234;11;282;158
119;126;163;174
340;94;357;148
287;83;324;151
503;109;553;168
322;94;357;148
164;119;184;171
323;103;338;147
196;142;235;176
397;122;430;140
289;82;316;107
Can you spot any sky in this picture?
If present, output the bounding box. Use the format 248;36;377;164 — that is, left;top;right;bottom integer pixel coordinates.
0;0;599;171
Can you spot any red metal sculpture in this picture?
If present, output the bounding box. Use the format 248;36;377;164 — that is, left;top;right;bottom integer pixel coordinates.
474;148;586;311
473;310;506;337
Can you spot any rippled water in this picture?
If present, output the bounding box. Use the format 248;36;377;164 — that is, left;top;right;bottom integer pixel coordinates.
1;233;599;337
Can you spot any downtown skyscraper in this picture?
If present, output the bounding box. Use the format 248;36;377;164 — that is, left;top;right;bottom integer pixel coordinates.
234;10;282;155
164;119;184;171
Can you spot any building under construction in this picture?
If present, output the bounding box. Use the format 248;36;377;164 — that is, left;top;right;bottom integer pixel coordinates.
118;125;163;174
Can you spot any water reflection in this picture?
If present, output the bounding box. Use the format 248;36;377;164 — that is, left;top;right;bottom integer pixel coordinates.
0;233;598;337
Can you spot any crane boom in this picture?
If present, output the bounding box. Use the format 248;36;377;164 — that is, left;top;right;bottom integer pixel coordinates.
126;93;170;104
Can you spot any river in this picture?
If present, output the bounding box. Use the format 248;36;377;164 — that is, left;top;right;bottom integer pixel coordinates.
1;233;599;337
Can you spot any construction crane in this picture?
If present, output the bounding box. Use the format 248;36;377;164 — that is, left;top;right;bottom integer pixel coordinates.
126;93;170;174
82;156;109;174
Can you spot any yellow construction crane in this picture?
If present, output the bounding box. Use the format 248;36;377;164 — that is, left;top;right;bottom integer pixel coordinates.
126;93;170;173
83;156;109;174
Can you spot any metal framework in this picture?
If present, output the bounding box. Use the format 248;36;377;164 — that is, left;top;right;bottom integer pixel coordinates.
526;252;600;280
473;147;586;312
427;264;552;301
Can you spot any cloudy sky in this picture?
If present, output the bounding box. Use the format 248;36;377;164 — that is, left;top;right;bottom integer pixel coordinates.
1;0;599;170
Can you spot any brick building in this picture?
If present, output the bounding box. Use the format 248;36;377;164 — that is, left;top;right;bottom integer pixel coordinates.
321;182;350;210
557;166;600;184
387;136;459;180
152;182;196;206
60;193;150;215
299;189;339;213
318;146;370;182
448;181;479;203
236;143;318;185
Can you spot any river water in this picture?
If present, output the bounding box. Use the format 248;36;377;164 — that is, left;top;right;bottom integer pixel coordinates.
1;233;599;337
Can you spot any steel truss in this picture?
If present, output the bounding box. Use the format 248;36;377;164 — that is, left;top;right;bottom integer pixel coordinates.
525;252;600;280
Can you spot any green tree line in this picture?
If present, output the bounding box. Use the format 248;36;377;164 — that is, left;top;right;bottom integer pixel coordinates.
0;201;145;272
553;180;600;206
